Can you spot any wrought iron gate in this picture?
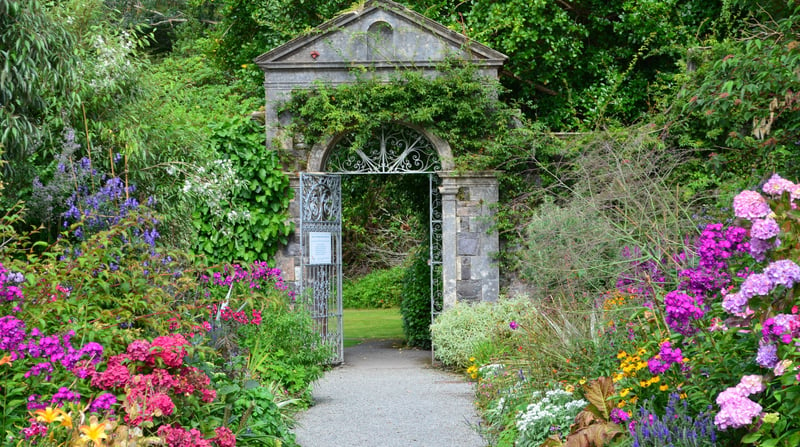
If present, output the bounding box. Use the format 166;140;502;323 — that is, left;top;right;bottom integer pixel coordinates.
429;174;443;352
299;173;344;364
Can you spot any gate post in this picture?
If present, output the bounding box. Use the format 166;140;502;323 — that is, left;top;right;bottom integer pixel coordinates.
440;172;500;307
439;177;459;310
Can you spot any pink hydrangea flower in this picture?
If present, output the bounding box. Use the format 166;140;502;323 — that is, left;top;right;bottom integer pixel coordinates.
733;190;771;220
750;217;780;240
762;174;795;197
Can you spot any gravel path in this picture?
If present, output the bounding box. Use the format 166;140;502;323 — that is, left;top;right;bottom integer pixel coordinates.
293;339;486;447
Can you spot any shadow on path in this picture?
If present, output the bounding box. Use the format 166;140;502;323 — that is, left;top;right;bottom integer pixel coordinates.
293;339;486;447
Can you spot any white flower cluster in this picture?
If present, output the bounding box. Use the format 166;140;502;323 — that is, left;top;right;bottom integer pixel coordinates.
87;30;136;92
478;363;505;378
180;159;241;211
515;389;587;434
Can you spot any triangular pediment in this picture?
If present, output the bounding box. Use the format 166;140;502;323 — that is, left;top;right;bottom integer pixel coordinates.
254;0;506;70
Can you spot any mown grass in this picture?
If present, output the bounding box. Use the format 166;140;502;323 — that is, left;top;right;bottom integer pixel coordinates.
343;308;404;347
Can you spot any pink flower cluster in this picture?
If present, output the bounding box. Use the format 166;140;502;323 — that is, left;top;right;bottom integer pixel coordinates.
156;425;235;447
200;262;294;302
208;304;262;326
715;375;765;430
91;335;216;426
647;341;683;374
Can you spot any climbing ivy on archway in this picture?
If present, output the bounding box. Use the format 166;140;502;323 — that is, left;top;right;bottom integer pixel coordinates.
281;62;529;171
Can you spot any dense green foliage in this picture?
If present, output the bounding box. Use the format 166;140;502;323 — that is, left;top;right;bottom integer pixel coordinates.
343;266;404;309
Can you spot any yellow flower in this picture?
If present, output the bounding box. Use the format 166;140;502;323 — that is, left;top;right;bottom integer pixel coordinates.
636;348;647;356
679;393;687;399
79;420;108;446
659;384;669;391
617;400;626;408
639;380;648;387
33;407;64;424
650;375;660;384
241;64;248;69
578;378;587;385
612;373;624;382
619;388;631;397
617;351;627;359
565;384;575;393
469;357;476;363
636;361;647;371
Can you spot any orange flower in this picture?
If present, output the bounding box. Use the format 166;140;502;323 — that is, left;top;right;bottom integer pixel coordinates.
0;355;11;366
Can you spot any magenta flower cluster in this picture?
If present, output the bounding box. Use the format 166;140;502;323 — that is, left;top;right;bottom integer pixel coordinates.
714;375;765;430
0;314;104;408
647;341;683;375
201;261;294;300
662;291;705;336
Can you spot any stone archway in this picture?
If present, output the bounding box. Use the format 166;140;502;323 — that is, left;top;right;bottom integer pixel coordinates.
255;0;505;310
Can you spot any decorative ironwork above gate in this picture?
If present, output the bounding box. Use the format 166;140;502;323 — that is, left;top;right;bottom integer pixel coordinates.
326;125;442;174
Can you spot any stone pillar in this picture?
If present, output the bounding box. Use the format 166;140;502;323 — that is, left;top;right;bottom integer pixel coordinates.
440;172;500;306
439;178;459;310
274;173;302;290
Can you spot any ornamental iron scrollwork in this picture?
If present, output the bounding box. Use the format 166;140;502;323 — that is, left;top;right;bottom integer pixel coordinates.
326;124;442;174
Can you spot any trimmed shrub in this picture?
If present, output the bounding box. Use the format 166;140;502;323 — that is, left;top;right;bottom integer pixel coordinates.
343;265;404;308
431;297;534;369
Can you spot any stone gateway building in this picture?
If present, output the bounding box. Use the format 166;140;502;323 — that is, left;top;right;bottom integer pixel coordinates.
255;0;507;362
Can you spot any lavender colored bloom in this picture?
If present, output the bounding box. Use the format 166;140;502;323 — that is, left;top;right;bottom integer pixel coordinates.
763;259;800;288
749;237;774;261
733;190;771;220
740;273;773;298
751;217;780;240
722;292;748;314
756;341;779;368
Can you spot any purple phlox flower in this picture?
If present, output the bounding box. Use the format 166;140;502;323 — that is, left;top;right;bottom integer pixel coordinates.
762;174;795;197
0;315;27;352
733;190;771;220
648;341;683;374
51;387;81;406
25;362;54;379
751;217;780;240
78;342;104;364
27;395;46;411
763;260;800;289
87;392;117;413
663;291;705;336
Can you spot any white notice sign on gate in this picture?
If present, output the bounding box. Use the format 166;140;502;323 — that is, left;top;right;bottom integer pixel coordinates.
309;232;332;265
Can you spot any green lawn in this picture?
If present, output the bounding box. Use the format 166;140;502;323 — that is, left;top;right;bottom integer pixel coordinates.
343;308;404;347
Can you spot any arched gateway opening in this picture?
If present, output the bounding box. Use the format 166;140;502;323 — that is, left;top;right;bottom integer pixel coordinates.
255;0;505;363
